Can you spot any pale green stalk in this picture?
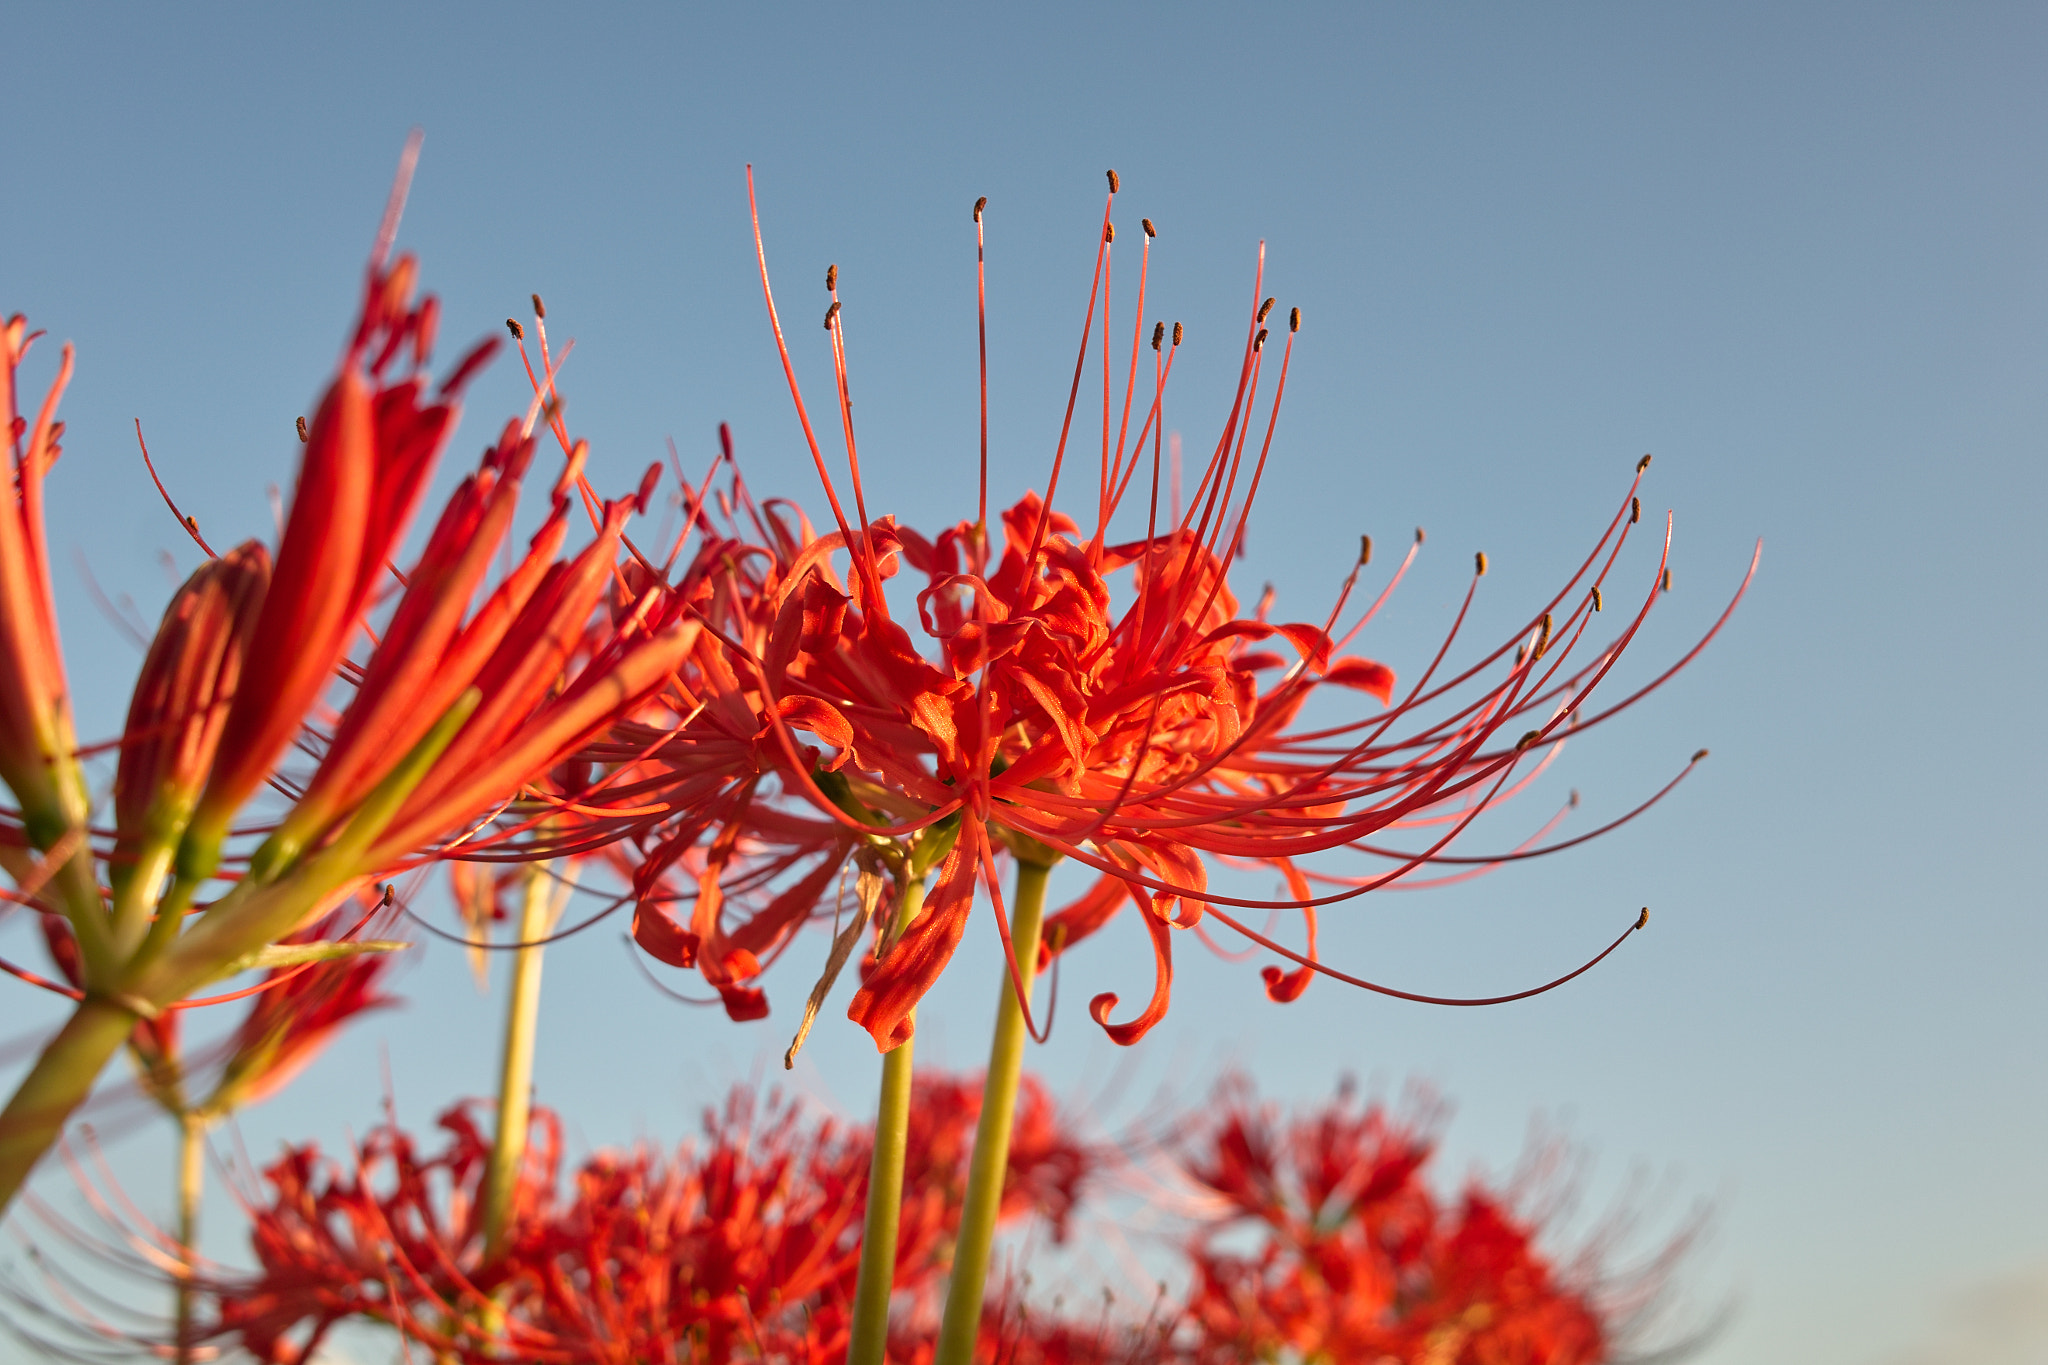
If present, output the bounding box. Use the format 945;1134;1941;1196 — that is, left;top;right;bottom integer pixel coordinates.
172;1111;209;1365
932;857;1053;1365
479;861;564;1260
845;875;929;1365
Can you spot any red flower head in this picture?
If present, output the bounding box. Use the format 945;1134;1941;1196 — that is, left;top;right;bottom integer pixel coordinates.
1166;1078;1620;1364
0;152;703;1212
121;212;703;1003
699;169;1758;1054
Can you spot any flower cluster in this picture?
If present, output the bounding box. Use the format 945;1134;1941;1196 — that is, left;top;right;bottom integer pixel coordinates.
1;159;1738;1365
72;1071;1664;1365
190;1071;1087;1364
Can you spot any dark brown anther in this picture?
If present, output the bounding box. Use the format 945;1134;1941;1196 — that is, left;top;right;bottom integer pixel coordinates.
1475;551;1488;576
1570;789;1582;808
531;293;547;319
1289;306;1300;332
1631;496;1641;524
1257;297;1276;323
1415;526;1426;544
824;300;841;330
1254;327;1268;351
1635;907;1650;930
506;317;525;340
184;515;200;534
1516;644;1528;665
1517;730;1543;751
826;264;837;292
974;196;987;222
1637;453;1653;472
1152;322;1165;351
1534;612;1553;659
1692;748;1710;762
1142;218;1156;237
1107;169;1120;193
1105;222;1116;243
295;416;308;444
1172;322;1183;346
1661;567;1672;593
1358;534;1373;566
1592;585;1604;612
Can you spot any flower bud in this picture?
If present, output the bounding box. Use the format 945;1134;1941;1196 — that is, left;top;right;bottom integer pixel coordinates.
114;542;270;872
0;320;88;847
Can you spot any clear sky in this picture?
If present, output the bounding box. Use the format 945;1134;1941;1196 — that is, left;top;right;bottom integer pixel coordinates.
3;5;2045;1362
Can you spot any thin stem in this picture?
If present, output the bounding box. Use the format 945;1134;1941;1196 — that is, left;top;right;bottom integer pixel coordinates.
479;862;561;1260
172;1111;208;1365
0;997;135;1213
933;857;1053;1365
846;875;928;1365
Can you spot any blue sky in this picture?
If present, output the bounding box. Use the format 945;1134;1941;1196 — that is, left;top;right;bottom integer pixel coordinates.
4;5;2046;1361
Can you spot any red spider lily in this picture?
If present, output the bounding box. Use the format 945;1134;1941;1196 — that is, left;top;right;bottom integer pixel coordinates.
917;1075;1685;1365
0;159;698;1210
660;169;1759;1056
7;1070;1687;1365
183;1071;1090;1364
1169;1079;1614;1365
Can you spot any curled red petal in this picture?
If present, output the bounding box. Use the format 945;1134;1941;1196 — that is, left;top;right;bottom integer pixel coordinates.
632;900;700;969
1087;895;1173;1046
847;820;984;1051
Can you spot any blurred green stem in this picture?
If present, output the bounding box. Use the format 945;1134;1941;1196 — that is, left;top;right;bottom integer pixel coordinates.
0;998;135;1212
172;1111;209;1365
479;862;561;1261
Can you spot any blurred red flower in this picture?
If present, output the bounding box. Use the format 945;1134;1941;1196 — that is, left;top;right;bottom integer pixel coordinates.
191;1071;1089;1365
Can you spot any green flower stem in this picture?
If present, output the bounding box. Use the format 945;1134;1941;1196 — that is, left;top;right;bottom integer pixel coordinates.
0;997;137;1212
846;874;929;1365
479;862;561;1261
932;856;1053;1365
172;1111;209;1365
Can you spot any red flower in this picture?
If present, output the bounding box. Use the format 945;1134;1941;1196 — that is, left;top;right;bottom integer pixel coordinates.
1;163;702;1212
688;171;1758;1053
1172;1078;1617;1365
